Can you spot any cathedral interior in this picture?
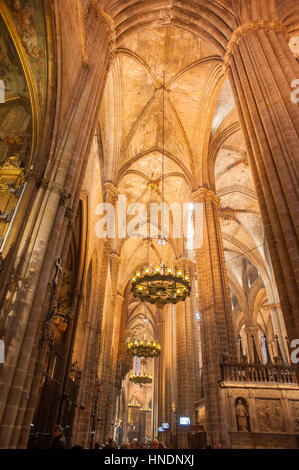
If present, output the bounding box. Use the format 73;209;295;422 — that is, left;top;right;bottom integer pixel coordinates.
0;0;299;450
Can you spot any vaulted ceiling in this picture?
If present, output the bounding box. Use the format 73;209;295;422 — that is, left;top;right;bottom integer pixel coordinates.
98;19;297;325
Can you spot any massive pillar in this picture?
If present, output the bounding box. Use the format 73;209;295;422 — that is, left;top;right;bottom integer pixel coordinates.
175;259;200;448
160;305;174;448
97;252;121;443
71;183;118;448
224;20;299;340
0;2;114;448
193;188;237;447
263;303;289;363
104;292;124;441
156;311;167;443
245;325;262;363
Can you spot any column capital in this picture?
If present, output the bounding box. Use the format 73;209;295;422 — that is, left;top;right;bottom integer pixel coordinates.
25;168;43;186
110;252;121;263
175;257;189;266
262;303;281;311
104;181;118;204
223;20;289;73
84;1;115;42
192;187;219;206
176;257;195;265
246;325;259;334
116;292;124;304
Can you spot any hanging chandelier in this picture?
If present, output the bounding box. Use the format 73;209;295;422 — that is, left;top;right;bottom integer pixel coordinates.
127;338;161;358
131;72;191;308
128;392;141;408
141;407;151;412
131;264;191;308
129;372;153;384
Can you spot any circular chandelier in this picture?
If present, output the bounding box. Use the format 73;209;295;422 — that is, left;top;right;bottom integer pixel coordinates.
127;338;161;358
129;372;153;384
128;402;141;409
129;74;192;309
128;393;141;408
131;264;191;308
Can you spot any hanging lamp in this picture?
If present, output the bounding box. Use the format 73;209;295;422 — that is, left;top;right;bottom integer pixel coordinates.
131;72;191;308
127;315;161;358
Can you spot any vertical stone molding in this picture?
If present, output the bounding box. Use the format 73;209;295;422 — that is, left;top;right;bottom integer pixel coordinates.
245;325;262;363
156;315;165;439
104;292;124;440
160;305;173;448
263;303;289;363
224;20;299;340
97;252;121;443
174;258;199;448
0;3;115;447
192;187;237;447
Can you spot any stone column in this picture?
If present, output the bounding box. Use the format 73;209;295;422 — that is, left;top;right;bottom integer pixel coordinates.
224;20;299;340
167;304;178;448
192;187;237;448
263;303;289;363
97;252;121;443
0;3;115;448
162;304;173;448
156;314;165;441
245;325;262;363
104;292;124;440
74;184;118;448
175;258;199;448
152;354;160;440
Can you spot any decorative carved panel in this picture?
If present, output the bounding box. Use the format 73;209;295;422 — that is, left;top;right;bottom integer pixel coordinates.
289;400;299;433
256;399;285;433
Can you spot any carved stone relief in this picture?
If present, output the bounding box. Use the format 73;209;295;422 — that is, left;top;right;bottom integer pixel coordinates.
256;399;285;433
289;401;299;432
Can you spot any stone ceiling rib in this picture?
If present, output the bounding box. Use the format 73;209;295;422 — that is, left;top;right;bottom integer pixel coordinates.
223;233;265;276
217;185;257;200
166;94;194;168
166;55;223;86
117;147;194;188
120;92;157;155
106;1;236;51
116;48;161;87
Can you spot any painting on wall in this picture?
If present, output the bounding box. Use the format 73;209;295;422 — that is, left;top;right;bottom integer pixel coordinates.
0;15;32;244
0;15;31;168
4;0;47;114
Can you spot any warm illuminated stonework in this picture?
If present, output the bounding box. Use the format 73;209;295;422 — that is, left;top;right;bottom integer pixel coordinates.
0;0;298;450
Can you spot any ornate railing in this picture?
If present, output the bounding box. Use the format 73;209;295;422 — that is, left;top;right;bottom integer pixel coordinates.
222;362;299;385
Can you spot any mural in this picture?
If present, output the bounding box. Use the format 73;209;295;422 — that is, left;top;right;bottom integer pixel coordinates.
0;14;32;164
4;0;47;111
0;0;48;247
0;15;32;244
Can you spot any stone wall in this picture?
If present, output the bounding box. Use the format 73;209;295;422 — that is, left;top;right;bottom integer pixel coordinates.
221;382;299;448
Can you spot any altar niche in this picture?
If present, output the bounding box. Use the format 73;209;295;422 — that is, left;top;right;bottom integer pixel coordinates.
235;397;250;432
